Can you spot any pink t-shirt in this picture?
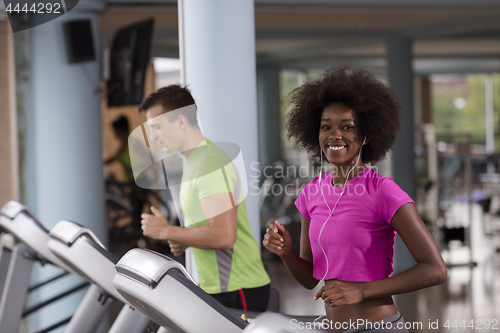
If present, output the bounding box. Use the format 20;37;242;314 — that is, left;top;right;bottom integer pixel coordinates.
295;168;414;282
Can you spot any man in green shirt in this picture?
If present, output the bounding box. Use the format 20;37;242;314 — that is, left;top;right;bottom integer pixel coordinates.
139;85;271;311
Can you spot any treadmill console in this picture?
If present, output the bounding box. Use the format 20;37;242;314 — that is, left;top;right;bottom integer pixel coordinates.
49;220;105;249
0;201;25;219
115;248;196;288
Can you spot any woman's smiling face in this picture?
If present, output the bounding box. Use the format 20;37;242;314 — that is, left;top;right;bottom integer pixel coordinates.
319;102;365;167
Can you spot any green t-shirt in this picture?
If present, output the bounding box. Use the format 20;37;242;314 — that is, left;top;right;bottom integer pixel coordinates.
179;139;270;294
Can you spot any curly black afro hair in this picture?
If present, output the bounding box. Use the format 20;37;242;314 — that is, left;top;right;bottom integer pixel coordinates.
286;65;403;165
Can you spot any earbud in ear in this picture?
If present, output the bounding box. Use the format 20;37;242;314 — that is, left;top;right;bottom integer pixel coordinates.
362;137;367;145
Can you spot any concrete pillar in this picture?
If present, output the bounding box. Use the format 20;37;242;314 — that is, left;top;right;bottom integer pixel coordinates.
387;34;418;325
257;66;281;166
485;74;495;173
387;36;416;199
180;0;260;243
14;6;106;331
386;36;417;274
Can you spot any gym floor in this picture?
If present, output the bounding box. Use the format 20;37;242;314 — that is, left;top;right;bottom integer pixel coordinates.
263;205;500;333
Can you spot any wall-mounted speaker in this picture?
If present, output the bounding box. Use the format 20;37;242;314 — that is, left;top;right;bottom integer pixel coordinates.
64;19;96;64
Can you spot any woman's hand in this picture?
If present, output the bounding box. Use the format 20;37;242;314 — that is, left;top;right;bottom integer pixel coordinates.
141;206;170;240
168;240;188;256
314;280;365;307
263;220;293;258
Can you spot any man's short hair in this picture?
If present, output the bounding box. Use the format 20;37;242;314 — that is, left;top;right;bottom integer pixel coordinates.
139;85;198;127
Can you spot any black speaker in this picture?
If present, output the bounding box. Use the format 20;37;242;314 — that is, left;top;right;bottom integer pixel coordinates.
64;19;96;64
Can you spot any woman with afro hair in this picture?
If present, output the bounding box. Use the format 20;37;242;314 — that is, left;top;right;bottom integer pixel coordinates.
263;66;447;332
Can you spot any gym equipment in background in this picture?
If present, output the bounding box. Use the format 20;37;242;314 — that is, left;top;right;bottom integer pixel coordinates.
0;201;112;333
113;248;325;333
48;220;152;333
113;248;248;333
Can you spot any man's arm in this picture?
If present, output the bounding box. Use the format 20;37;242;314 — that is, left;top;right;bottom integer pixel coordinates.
141;192;237;250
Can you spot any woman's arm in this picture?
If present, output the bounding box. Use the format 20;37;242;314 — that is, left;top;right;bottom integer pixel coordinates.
316;203;447;306
263;215;319;290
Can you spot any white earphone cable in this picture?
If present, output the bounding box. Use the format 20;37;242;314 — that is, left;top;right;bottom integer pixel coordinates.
317;138;365;281
313;138;365;324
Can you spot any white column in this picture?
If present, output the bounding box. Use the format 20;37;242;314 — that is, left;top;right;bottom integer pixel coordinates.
180;0;260;243
16;7;105;331
32;12;104;245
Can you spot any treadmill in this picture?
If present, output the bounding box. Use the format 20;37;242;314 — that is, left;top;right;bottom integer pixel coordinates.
48;220;152;333
0;201;114;333
113;248;325;333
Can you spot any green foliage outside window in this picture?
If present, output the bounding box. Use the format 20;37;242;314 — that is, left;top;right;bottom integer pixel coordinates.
432;74;500;147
